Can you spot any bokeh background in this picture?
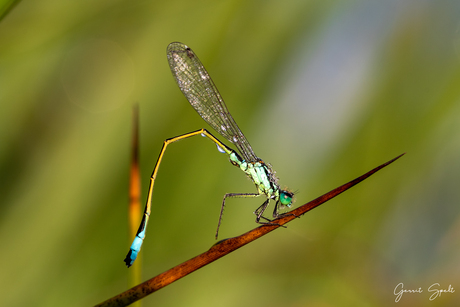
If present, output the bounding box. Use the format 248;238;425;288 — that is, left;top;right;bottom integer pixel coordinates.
1;0;460;306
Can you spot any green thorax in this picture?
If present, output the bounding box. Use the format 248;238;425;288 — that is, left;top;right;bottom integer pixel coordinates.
229;151;280;200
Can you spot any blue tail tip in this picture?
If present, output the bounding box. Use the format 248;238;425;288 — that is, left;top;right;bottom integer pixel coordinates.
125;237;143;267
124;250;138;268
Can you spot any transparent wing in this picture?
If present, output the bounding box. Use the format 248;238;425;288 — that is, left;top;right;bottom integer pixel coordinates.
166;42;259;162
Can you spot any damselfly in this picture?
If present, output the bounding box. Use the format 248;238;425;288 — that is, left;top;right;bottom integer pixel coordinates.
124;42;294;267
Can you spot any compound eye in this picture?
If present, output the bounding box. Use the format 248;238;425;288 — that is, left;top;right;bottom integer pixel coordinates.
280;190;293;206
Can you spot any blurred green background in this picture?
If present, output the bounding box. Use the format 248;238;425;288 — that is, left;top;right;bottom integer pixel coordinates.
1;0;460;306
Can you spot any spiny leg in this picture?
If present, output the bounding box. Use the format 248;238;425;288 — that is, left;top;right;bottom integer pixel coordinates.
271;200;298;220
254;200;287;228
124;128;232;267
254;199;271;222
216;192;261;239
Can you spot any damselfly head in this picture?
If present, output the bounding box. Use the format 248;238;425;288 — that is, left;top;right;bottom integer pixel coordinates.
279;190;294;207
